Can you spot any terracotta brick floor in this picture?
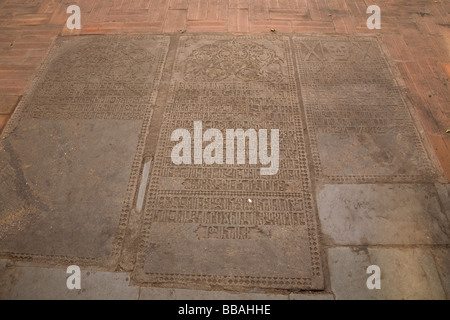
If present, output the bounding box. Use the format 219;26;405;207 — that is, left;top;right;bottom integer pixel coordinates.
0;0;449;180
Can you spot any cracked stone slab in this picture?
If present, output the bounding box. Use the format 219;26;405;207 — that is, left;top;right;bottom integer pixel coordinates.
133;35;324;291
293;36;433;183
317;184;450;245
328;247;446;300
431;248;450;299
0;35;170;268
289;293;334;300
436;184;450;220
0;266;138;300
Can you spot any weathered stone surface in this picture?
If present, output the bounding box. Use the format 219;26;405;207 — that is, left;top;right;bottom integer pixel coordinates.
328;247;446;300
293;36;433;183
0;266;138;300
134;36;323;290
0;35;170;268
0;119;141;264
139;287;288;300
317;184;450;245
0;34;445;298
436;183;450;220
289;293;334;300
432;248;450;299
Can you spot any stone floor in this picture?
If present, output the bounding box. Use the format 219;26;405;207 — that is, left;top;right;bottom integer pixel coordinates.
0;1;449;300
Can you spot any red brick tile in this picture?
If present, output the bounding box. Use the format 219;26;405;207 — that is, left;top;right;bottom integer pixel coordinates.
185;20;227;32
163;9;187;32
249;0;269;21
292;21;335;33
344;0;364;17
229;0;249;9
427;134;450;180
206;0;220;20
249;20;292;33
169;0;189;9
415;16;442;35
122;21;164;33
217;0;228;21
10;14;52;26
48;4;69;25
326;0;348;12
206;0;228;21
269;8;308;20
228;8;249;32
332;16;350;34
296;0;308;8
0;114;10;134
0;95;19;115
147;0;170;22
382;34;414;61
0;70;34;80
103;13;150;23
187;0;208;20
442;63;450;79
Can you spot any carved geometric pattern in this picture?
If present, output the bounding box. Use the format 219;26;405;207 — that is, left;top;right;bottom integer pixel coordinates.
0;35;169;268
293;36;433;183
134;35;324;290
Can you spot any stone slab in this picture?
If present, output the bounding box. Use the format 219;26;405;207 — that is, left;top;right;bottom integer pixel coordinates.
0;35;170;268
289;293;334;300
317;184;450;245
133;35;324;291
139;287;288;300
328;247;446;300
436;183;450;220
0;266;138;300
293;36;433;183
0;119;141;264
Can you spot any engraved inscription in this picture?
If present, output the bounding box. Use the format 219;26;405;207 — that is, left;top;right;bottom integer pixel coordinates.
23;35;169;120
293;37;432;182
0;35;169;268
135;36;323;290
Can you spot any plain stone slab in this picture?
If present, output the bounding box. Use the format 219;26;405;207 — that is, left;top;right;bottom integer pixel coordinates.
139;287;288;300
289;293;334;300
435;184;450;220
431;248;450;299
317;184;450;245
0;119;142;265
0;266;138;300
328;247;446;300
293;36;432;182
0;35;170;268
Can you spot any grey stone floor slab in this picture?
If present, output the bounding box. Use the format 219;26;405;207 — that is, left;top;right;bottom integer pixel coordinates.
139;287;288;300
431;248;450;299
0;265;138;300
328;247;446;300
134;35;323;291
317;184;450;245
293;36;432;183
0;35;169;268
